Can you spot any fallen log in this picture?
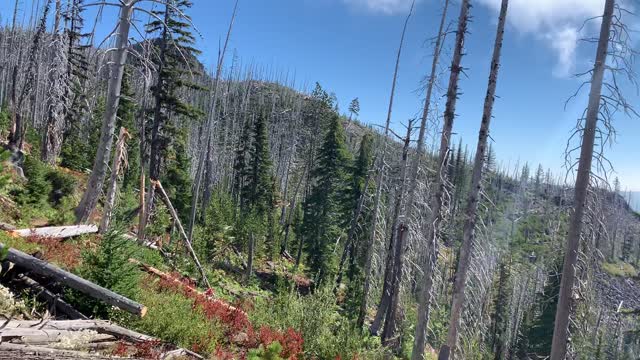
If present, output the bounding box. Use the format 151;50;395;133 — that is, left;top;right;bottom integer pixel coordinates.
0;328;113;345
1;320;153;343
128;258;247;317
13;274;88;320
0;343;134;360
0;244;147;317
1;320;203;359
153;180;211;289
0;222;16;231
10;225;98;239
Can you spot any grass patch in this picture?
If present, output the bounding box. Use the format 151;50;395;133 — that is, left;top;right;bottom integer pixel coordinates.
602;262;638;278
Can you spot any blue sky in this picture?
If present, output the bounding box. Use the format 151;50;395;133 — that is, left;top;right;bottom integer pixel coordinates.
2;0;639;191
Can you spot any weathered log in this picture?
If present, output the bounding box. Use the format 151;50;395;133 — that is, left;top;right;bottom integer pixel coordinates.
0;222;16;231
13;274;88;320
0;343;135;360
0;244;147;317
2;320;153;343
0;328;113;345
10;225;98;239
128;258;246;316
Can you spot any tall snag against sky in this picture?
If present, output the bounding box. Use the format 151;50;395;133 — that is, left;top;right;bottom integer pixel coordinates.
550;0;615;358
74;0;135;223
367;0;414;337
439;0;508;358
411;0;470;358
187;0;239;242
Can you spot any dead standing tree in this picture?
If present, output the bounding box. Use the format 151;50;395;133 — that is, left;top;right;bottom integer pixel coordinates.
74;0;136;223
439;0;508;358
551;0;639;358
411;0;471;358
367;0;414;335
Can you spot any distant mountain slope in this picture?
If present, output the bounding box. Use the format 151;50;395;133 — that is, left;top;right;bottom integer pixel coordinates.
627;191;640;213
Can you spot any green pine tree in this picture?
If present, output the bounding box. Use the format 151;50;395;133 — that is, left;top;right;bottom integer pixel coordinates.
242;112;275;216
162;128;193;222
301;113;352;284
146;0;204;180
526;266;561;357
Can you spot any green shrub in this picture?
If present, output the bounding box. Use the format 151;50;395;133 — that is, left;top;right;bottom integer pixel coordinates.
602;262;638;278
250;286;385;359
45;169;77;206
248;341;284;360
68;231;142;317
0;150;10;192
15;156;52;205
126;286;222;354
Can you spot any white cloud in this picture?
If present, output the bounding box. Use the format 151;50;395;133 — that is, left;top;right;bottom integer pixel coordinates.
342;0;416;15
477;0;605;77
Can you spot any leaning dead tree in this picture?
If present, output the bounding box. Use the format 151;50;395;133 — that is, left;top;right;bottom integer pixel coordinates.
74;1;135;223
551;0;633;358
367;0;415;337
439;0;508;358
411;0;471;359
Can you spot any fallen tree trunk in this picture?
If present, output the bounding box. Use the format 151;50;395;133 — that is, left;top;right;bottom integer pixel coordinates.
13;274;88;320
0;222;16;231
10;225;98;239
0;328;113;345
1;319;153;343
128;258;246;317
153;180;211;289
0;343;136;360
0;244;147;317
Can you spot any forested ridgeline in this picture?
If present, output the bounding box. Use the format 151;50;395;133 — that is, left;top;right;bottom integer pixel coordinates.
0;0;639;359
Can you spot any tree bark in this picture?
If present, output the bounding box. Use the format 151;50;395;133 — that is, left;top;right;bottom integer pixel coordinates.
75;2;134;223
439;1;508;358
411;0;470;358
0;244;147;317
154;180;212;289
367;0;414;335
550;1;615;358
99;127;130;234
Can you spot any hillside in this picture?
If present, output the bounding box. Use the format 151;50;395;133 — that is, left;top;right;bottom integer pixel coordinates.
1;0;640;359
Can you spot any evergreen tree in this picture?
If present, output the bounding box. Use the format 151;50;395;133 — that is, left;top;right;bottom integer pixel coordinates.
242;112;275;216
163;128;193;222
526;267;561;357
146;0;203;181
301;113;352;283
490;260;511;359
348;97;360;120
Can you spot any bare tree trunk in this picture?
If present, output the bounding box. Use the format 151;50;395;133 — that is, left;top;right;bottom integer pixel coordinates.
75;2;134;223
439;1;508;358
550;1;614;358
187;0;239;240
99;127;130;234
154;180;212;289
411;0;471;358
398;0;449;352
367;1;414;334
380;120;413;348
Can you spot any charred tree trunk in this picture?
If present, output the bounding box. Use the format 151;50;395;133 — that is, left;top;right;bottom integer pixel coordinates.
550;0;615;358
439;1;508;358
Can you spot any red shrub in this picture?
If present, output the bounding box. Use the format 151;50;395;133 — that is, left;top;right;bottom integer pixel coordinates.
150;273;304;359
26;236;81;269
